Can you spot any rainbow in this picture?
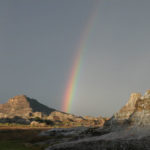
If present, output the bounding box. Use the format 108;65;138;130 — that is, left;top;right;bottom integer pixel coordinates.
62;2;99;113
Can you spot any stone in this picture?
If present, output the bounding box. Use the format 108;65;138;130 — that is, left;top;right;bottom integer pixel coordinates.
30;121;47;127
114;93;141;120
129;97;150;126
141;89;150;99
105;93;142;127
105;90;150;128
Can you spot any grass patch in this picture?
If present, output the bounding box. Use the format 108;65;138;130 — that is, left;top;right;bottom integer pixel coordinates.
0;128;51;150
0;141;32;150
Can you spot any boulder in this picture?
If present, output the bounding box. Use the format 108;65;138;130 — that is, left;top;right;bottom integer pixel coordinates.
30;121;47;127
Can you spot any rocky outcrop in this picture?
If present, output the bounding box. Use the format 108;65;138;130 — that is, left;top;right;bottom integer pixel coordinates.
129;90;150;126
114;93;141;121
105;90;150;127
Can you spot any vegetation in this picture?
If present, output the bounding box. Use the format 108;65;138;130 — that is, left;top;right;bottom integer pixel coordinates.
34;117;54;125
0;141;32;150
0;123;30;127
0;128;50;150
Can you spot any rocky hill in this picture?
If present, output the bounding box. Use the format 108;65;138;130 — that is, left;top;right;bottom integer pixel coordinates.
0;95;105;127
0;95;55;118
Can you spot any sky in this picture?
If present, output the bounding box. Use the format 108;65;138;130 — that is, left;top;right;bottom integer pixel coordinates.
0;0;150;117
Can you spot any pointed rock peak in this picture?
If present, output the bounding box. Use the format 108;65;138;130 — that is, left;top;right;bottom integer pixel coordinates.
141;89;150;99
130;93;141;99
13;94;27;98
8;95;29;104
145;89;150;95
125;93;141;107
142;89;150;99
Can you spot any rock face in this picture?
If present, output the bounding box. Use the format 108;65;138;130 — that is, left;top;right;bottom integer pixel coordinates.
115;93;141;120
0;95;104;127
105;90;150;127
129;90;150;126
114;93;141;122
